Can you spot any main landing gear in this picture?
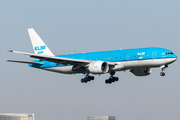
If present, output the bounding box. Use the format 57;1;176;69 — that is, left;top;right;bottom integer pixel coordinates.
105;71;119;84
81;73;94;83
160;65;168;76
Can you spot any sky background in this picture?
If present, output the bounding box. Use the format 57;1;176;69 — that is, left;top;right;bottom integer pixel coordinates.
0;0;180;120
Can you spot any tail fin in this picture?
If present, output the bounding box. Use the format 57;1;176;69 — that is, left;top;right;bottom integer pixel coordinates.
28;28;54;56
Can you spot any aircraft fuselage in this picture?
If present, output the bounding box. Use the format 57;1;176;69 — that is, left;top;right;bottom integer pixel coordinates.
29;47;177;74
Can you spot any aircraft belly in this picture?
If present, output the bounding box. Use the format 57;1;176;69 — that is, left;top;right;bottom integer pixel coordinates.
121;59;166;69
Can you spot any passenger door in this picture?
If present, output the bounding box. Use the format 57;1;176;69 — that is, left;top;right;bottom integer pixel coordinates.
126;53;131;61
152;51;157;59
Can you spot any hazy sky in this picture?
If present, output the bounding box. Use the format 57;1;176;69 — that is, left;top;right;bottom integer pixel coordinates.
1;0;180;120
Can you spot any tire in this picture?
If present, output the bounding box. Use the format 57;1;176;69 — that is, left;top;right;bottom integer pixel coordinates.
91;76;95;80
112;77;115;82
115;77;119;81
160;72;165;76
105;79;109;84
87;76;91;81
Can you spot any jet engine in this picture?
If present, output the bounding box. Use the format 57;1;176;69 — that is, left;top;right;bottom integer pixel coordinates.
88;61;109;74
130;68;152;76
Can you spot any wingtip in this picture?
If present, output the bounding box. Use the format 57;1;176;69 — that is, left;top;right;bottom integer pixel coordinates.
7;50;13;52
28;28;34;30
4;60;9;62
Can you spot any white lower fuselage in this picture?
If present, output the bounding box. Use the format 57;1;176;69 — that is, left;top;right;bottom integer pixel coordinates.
40;58;177;74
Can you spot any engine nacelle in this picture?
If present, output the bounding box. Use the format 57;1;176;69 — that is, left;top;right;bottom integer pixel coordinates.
88;61;109;74
130;68;152;76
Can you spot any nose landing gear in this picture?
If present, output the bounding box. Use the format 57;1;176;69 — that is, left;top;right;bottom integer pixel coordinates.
160;65;168;76
105;71;119;84
160;72;165;76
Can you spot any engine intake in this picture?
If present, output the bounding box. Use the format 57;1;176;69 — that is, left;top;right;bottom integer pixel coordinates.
88;61;109;74
130;68;152;76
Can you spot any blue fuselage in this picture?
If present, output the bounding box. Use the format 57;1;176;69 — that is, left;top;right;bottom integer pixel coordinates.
29;47;177;70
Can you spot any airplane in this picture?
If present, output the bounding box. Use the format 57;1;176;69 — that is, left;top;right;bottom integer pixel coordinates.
6;28;177;84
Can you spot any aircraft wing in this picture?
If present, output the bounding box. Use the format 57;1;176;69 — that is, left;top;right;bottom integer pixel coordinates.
7;50;116;66
8;50;90;65
6;60;44;65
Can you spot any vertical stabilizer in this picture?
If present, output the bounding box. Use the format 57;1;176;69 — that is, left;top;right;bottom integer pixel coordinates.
28;28;54;56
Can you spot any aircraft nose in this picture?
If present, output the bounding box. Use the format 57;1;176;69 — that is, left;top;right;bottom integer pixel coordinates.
174;54;178;60
174;57;177;61
166;54;177;64
172;54;177;62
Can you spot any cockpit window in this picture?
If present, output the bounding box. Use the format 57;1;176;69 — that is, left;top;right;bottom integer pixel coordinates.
166;52;174;55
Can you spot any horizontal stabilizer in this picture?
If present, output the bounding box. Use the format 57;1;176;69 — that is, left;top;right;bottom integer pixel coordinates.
5;60;44;65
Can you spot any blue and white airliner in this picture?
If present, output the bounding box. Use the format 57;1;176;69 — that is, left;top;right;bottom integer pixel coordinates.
6;28;177;84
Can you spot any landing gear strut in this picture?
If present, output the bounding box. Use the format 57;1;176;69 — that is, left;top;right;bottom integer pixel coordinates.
81;73;94;83
105;71;119;84
160;65;168;76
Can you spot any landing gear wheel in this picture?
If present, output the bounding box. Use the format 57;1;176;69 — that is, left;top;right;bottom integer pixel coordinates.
112;77;115;82
87;76;91;81
81;79;84;83
160;72;165;76
91;76;94;80
81;74;95;83
105;79;109;84
115;77;119;81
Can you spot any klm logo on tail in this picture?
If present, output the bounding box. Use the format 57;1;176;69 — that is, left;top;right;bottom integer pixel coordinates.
34;45;46;54
34;45;46;51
